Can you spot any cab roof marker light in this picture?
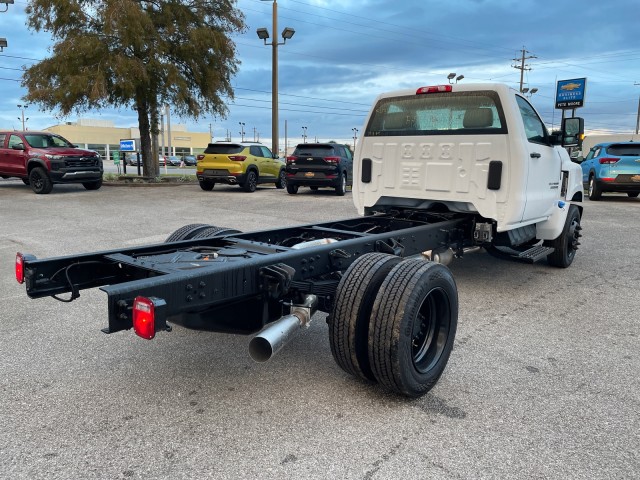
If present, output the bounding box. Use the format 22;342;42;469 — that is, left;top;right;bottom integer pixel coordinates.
416;85;452;95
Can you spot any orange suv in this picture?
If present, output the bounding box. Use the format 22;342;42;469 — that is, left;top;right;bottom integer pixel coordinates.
196;142;286;192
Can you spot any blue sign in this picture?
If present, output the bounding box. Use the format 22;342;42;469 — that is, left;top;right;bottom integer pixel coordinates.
555;78;587;109
120;139;136;152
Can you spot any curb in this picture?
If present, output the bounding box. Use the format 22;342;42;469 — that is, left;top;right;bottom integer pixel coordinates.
103;181;199;187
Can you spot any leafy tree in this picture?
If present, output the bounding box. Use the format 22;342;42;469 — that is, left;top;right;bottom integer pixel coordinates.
22;0;246;177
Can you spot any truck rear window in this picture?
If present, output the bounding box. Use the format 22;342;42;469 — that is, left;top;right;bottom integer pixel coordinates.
204;144;243;154
365;91;507;137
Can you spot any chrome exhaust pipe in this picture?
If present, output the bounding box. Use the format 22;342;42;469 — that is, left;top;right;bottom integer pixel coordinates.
422;246;484;265
249;295;318;362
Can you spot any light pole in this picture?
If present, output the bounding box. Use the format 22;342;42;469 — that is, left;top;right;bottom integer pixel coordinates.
301;126;307;143
352;127;358;150
239;122;245;142
0;37;7;52
635;82;640;135
521;87;538;98
17;104;28;130
0;0;14;13
256;0;295;157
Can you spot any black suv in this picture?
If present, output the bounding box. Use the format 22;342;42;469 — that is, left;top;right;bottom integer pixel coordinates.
285;143;353;196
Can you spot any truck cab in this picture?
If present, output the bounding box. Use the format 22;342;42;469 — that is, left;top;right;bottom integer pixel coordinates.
353;83;583;241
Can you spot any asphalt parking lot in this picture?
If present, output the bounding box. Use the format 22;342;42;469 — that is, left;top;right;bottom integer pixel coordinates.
1;178;638;479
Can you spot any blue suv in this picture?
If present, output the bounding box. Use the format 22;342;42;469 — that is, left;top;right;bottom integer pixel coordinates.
580;142;640;200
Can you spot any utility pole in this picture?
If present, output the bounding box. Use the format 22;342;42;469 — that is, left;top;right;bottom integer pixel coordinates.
209;123;213;142
512;47;536;93
635;82;640;135
17;104;28;130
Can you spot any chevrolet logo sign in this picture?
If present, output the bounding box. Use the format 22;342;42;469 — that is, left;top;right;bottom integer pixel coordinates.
560;82;581;91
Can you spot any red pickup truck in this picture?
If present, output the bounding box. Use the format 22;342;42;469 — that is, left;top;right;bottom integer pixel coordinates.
0;131;103;194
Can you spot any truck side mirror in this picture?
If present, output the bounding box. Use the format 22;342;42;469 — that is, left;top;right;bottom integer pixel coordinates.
11;143;25;151
561;117;584;148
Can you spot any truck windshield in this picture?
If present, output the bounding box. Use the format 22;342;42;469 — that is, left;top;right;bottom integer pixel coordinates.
365;91;507;137
24;134;73;148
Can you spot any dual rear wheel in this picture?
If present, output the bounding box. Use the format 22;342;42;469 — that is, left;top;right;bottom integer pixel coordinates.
329;253;458;397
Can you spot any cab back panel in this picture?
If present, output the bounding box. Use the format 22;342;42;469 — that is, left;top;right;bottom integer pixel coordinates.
356;137;511;222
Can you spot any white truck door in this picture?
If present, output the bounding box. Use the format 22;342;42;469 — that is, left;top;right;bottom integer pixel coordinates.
516;96;561;222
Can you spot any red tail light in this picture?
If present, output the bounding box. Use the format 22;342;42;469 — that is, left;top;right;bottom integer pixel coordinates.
16;252;25;284
133;297;156;340
323;156;340;163
599;157;619;165
196;154;205;161
229;155;246;162
416;85;452;94
286;156;297;164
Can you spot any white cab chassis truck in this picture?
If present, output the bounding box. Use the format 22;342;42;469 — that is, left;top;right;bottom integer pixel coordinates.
355;82;584;267
16;84;584;398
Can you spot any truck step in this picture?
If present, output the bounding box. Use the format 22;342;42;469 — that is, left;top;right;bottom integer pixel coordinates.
516;245;555;263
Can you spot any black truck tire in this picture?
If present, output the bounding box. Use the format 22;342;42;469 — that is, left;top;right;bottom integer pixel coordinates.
165;224;212;243
545;204;581;268
83;179;103;190
191;226;241;239
22;178;30;185
329;253;403;381
29;167;53;194
368;259;458;398
287;184;299;194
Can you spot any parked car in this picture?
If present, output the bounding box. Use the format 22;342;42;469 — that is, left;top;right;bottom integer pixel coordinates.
285;143;353;196
162;155;181;167
181;155;197;166
0;131;103;194
579;142;640;200
196;142;286;192
126;153;141;166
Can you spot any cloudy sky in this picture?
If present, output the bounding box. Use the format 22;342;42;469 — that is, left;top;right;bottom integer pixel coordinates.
1;0;638;150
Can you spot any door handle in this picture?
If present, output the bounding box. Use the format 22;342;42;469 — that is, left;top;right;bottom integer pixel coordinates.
530;152;541;158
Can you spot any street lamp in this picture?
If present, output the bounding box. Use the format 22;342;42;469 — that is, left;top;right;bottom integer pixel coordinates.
0;0;14;13
239;122;245;142
256;0;295;157
17;104;28;130
456;75;464;83
447;73;456;84
0;38;7;52
352;127;358;150
301;126;307;143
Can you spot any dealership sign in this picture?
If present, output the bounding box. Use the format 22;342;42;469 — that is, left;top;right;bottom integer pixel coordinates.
555;78;587;109
119;139;136;152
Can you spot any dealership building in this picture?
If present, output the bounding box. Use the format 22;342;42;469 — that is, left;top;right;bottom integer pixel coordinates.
44;118;211;160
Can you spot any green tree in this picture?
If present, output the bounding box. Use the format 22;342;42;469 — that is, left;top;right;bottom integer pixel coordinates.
22;0;245;177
